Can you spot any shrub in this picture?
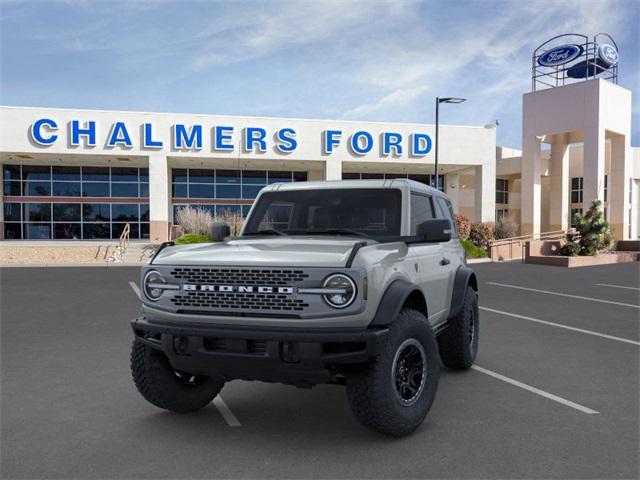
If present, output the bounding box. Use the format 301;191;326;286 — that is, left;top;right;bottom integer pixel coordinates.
175;206;214;235
454;213;471;240
174;233;212;244
494;216;519;240
560;199;613;256
460;239;487;259
469;222;495;249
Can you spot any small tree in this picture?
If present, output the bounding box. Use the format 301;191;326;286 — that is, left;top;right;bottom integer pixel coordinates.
560;199;613;256
454;213;471;240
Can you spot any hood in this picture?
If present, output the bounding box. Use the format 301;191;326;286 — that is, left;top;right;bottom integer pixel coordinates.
152;237;369;267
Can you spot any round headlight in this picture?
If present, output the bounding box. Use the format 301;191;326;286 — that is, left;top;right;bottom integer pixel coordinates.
143;270;165;301
322;274;357;309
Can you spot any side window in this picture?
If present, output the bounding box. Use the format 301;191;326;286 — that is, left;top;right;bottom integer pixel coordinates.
410;193;435;234
435;197;458;238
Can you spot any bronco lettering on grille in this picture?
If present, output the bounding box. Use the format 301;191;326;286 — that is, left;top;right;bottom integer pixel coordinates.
183;284;295;294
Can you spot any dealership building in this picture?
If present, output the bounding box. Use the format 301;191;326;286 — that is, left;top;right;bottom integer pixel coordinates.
0;35;638;243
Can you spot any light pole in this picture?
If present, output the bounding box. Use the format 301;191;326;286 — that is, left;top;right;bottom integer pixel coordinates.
435;97;466;190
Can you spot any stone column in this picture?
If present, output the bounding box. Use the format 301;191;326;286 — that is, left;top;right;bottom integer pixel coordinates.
549;134;570;232
324;159;342;181
148;153;170;243
609;134;631;240
521;135;542;236
582;126;606;211
474;163;496;223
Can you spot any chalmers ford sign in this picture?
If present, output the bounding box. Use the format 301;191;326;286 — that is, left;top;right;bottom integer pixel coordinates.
28;118;434;157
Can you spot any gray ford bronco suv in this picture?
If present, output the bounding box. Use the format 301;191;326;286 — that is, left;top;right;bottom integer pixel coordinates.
131;179;479;436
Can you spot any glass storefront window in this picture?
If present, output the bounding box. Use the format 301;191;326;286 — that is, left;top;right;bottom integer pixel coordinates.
82;167;109;182
54;223;81;239
112;204;139;221
83;203;110;221
111;183;139;197
53;204;81;221
25;203;51;222
111;167;138;181
3;165;21;181
3;181;21;196
52;182;81;197
216;184;241;198
22;165;51;181
4;223;22;239
52;166;80;181
82;182;110;197
24;223;51;239
188;184;215;199
4;203;21;221
83;223;111;239
242;170;266;184
25;181;51;196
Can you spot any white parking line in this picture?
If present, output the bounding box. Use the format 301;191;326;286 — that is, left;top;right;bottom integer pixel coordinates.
129;281;141;300
480;306;640;346
596;283;640;292
487;282;640;309
128;280;242;427
471;365;599;415
213;397;242;427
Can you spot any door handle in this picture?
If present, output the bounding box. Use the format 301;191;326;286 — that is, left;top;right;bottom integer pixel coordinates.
440;258;450;266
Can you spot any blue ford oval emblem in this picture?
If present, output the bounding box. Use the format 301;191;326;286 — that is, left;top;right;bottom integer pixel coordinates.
538;44;583;67
598;44;618;66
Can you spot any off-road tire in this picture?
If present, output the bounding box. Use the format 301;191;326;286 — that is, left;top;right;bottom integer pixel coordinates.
438;286;479;369
345;309;440;437
131;340;224;413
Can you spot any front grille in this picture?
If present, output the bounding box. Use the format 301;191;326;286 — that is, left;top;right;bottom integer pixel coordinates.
170;267;309;286
171;292;309;311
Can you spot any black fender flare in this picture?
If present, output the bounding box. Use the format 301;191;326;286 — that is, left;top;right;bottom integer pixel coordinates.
370;279;424;327
447;266;478;320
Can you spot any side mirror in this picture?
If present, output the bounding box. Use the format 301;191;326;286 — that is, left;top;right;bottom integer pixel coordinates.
211;222;231;242
416;219;452;243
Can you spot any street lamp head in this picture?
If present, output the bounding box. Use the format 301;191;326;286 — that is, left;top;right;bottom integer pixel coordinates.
438;97;466;104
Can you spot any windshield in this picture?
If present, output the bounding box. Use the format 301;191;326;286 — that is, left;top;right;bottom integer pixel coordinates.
243;188;402;239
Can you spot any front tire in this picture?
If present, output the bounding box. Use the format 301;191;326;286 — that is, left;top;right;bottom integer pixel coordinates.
131;340;224;413
345;309;440;437
438;286;479;369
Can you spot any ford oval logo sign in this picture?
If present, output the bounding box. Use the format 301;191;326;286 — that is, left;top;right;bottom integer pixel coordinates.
538;44;583;67
598;44;618;66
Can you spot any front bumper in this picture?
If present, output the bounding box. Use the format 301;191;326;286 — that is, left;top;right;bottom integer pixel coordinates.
131;317;389;387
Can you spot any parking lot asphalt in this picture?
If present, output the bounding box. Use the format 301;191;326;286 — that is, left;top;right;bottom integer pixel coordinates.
1;262;638;479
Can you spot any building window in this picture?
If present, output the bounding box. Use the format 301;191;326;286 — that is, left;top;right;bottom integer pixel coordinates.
341;172;445;191
171;169;307;221
3;201;149;240
496;179;508;204
604;175;608;203
2;164;150;240
2;165;149;199
571;177;583;203
496;208;509;220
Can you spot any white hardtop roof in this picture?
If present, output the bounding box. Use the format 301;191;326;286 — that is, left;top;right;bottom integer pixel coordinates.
261;179;445;197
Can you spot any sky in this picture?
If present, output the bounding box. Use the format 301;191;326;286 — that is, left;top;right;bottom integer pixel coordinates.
1;0;638;148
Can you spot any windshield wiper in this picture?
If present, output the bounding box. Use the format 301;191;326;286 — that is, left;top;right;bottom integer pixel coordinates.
304;228;370;238
243;229;287;236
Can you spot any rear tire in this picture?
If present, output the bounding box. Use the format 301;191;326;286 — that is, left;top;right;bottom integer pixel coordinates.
131;340;224;413
345;309;440;437
438;286;479;369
